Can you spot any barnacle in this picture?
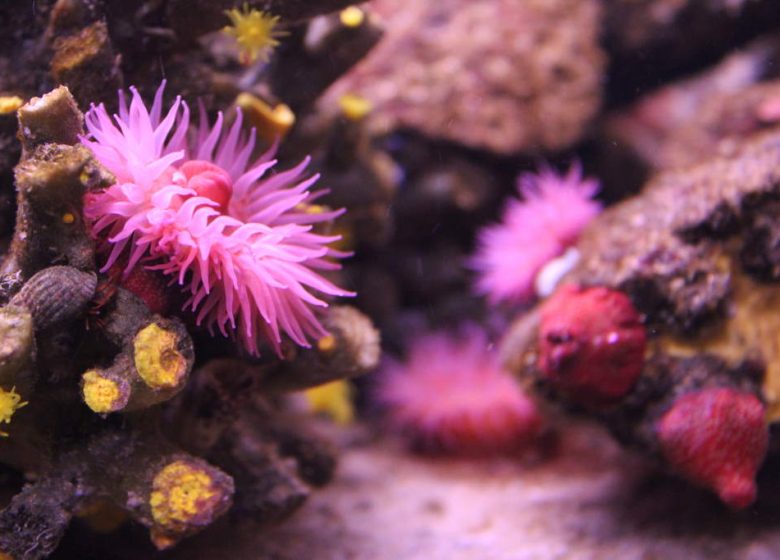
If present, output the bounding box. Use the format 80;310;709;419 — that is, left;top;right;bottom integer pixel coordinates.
223;5;285;65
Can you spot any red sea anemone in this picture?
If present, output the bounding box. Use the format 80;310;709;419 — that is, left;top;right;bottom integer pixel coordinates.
656;387;767;510
81;82;353;355
538;285;646;407
377;328;541;456
471;163;601;304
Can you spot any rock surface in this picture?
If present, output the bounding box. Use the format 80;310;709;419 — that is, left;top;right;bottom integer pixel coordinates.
157;423;780;560
324;0;605;155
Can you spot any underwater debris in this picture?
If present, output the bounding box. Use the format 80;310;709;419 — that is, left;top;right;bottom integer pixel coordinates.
81;82;354;356
223;5;285;65
471;163;601;305
378;328;541;456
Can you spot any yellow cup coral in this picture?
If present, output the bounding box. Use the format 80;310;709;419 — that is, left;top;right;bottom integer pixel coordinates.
148;459;233;548
0;386;27;437
81;370;128;414
133;323;187;390
223;5;285;64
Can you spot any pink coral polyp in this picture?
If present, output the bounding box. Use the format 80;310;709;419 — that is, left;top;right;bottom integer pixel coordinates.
81;82;353;355
471;163;601;304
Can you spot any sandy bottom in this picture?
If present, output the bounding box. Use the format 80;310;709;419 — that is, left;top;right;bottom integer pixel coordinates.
159;421;780;560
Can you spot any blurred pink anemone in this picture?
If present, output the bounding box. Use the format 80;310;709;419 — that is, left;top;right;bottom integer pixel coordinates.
81;82;353;355
377;328;541;456
470;163;601;304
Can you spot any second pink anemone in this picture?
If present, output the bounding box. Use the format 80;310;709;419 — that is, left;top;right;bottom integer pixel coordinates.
471;163;601;305
377;328;541;456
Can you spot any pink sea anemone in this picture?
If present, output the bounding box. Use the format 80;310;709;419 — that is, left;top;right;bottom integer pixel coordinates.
81;82;353;355
470;163;601;304
377;328;541;456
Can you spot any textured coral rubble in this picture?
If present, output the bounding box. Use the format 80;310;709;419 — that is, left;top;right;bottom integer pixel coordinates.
606;37;780;172
502;128;780;508
322;0;606;155
0;85;379;558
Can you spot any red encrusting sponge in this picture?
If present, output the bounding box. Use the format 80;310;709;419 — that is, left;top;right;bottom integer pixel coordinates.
107;263;171;316
656;387;768;509
538;284;646;406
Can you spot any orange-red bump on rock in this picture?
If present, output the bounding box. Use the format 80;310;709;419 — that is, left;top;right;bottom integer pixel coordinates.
538;284;646;406
109;264;170;315
657;387;768;509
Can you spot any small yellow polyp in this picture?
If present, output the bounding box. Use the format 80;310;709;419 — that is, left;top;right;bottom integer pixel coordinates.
339;6;365;27
304;380;354;425
223;5;283;64
0;386;27;437
133;324;186;390
61;212;75;224
235;93;295;141
150;461;218;528
339;93;373;121
0;96;23;115
82;370;125;413
317;335;337;353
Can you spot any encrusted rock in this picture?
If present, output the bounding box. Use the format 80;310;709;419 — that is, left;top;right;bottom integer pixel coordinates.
324;0;605;154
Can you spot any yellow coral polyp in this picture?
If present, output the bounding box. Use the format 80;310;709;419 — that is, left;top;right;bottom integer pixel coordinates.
339;93;373;121
339;6;365;28
235;93;295;142
223;5;284;65
82;370;126;414
317;334;337;353
0;96;23;115
304;379;354;425
133;323;186;390
0;386;27;437
150;461;219;529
